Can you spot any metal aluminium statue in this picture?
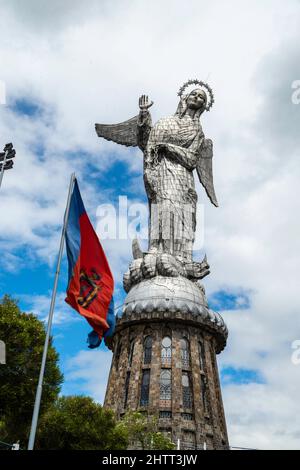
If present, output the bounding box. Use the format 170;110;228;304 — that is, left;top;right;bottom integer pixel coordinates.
101;83;229;449
96;80;218;292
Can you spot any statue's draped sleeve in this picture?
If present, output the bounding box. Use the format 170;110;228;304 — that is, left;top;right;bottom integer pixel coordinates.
137;110;152;151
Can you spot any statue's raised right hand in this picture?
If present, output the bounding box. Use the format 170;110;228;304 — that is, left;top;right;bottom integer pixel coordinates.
139;95;154;111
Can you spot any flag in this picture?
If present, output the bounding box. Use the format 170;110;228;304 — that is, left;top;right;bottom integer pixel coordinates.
65;179;115;348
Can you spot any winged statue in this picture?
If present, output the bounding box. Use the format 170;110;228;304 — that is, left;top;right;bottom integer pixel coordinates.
96;80;218;291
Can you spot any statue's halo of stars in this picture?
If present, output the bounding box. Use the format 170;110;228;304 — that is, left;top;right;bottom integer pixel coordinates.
177;79;214;112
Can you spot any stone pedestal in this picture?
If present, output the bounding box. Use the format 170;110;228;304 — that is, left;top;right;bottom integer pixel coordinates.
104;276;229;450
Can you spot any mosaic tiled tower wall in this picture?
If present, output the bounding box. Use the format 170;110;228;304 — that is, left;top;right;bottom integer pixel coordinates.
104;276;229;450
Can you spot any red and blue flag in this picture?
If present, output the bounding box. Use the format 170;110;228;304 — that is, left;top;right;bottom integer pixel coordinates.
65;179;115;348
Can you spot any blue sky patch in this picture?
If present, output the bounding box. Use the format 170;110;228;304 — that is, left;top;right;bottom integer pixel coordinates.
221;366;265;385
11;98;42;118
208;288;251;311
98;158;145;200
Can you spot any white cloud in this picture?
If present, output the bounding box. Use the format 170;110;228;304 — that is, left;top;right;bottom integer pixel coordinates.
20;291;80;325
223;382;300;450
63;348;112;403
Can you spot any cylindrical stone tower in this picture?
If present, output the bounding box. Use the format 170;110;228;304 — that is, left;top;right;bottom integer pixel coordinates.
104;276;229;450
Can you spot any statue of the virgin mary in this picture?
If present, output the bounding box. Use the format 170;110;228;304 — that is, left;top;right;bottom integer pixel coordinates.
96;80;218;290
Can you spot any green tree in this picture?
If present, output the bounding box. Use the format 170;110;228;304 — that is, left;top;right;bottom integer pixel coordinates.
117;411;175;450
0;295;63;447
36;395;128;450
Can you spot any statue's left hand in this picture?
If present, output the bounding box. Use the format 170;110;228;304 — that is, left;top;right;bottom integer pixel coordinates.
155;143;171;160
156;143;170;153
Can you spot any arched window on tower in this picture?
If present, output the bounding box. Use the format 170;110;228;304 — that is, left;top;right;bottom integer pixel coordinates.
140;369;150;406
114;341;122;370
198;340;206;371
128;340;134;367
201;375;208;412
124;371;130;408
182;372;193;409
160;369;172;407
161;336;172;366
143;336;152;364
180;338;190;368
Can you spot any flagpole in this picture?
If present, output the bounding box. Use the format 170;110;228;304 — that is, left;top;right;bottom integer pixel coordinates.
28;172;76;450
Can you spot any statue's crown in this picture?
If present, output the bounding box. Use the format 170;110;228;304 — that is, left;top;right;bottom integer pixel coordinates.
178;79;214;111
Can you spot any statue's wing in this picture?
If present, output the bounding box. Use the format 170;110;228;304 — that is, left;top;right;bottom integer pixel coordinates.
95;115;139;147
196;139;218;207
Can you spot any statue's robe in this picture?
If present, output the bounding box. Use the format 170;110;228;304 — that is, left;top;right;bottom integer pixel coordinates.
140;113;204;262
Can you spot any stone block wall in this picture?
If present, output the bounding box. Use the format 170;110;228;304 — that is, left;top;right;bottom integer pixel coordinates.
104;311;229;450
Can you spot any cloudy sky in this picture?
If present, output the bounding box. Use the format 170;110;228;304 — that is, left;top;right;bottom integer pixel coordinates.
0;0;300;449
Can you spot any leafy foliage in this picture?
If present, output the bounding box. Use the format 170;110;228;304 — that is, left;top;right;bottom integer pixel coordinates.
0;295;63;446
36;395;128;450
117;411;175;450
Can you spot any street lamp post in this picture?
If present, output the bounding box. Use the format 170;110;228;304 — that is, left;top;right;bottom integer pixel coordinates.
0;143;16;190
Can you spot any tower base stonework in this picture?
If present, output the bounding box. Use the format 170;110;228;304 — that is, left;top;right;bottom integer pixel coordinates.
104;276;229;450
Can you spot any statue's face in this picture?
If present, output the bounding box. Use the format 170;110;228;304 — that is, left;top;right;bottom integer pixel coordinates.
186;88;207;110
